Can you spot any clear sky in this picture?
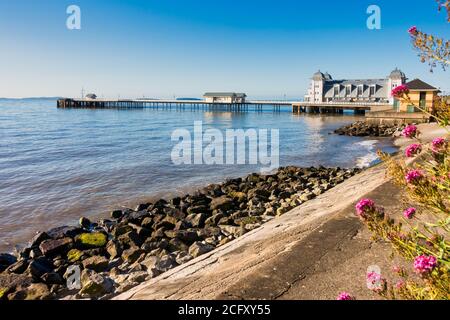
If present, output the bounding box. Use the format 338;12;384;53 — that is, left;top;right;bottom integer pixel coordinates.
0;0;448;99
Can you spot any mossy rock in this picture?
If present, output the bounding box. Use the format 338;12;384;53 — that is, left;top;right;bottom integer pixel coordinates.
228;191;247;202
76;233;107;248
0;287;9;300
67;249;84;263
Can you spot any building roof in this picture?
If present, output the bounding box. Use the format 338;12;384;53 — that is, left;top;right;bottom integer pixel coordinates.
203;92;247;97
389;68;406;79
406;79;439;91
323;79;389;99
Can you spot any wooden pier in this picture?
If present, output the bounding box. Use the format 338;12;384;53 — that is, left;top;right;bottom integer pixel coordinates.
57;98;393;115
57;98;291;112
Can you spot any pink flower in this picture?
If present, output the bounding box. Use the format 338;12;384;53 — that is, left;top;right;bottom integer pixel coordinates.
401;124;418;138
403;207;416;219
432;137;446;153
395;280;406;289
355;198;375;217
391;85;409;98
405;143;422;157
337;292;353;300
367;271;386;293
413;255;437;274
408;26;418;36
405;169;424;184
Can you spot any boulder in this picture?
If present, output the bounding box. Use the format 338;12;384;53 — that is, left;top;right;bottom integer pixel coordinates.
82;256;109;272
0;253;17;271
29;232;50;248
164;230;199;243
75;232;107;248
155;255;178;272
188;242;215;258
6;260;29;274
39;238;73;257
121;247;144;264
47;226;82;239
210;196;234;211
27;257;54;279
106;241;123;259
110;210;123;219
185;213;207;228
67;249;84;263
80;270;114;298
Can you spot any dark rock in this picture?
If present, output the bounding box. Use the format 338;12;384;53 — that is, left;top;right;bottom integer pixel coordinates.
155;255;178;272
117;231;143;248
29;232;50;248
187;205;210;215
111;224;133;238
188;242;215;258
185;213;207;228
135;203;151;211
210;196;234;211
47;226;82;239
106;241;123;259
167;238;189;252
79;217;92;229
82;256;109;272
39;238;73;257
0;253;17;271
41;272;64;285
5;260;29;274
122;247;144;264
164;230;199;243
80;270;114;298
111;210;123;219
27;257;54;279
141;217;154;229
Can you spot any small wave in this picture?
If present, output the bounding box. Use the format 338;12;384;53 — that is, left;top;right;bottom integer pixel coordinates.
356;152;379;168
355;140;378;147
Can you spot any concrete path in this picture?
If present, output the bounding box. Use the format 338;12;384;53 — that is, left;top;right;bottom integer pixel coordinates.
115;163;400;300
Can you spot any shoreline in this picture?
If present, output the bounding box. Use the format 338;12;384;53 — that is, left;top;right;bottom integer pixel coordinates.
0;165;361;300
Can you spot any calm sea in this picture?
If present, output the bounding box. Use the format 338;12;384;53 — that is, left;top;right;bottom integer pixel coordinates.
0;98;397;252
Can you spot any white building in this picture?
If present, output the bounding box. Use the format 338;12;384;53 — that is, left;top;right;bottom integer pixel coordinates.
203;92;247;103
304;68;406;105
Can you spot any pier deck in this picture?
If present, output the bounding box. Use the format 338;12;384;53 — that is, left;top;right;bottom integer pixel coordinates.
57;98;393;115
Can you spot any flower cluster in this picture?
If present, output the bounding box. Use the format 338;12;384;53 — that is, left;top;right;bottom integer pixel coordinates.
402;124;418;138
431;137;446;153
403;207;416;219
391;85;410;98
337;292;353;300
405;169;424;184
355;198;375;217
413;255;437;274
408;26;418;36
367;271;386;293
405;144;422;157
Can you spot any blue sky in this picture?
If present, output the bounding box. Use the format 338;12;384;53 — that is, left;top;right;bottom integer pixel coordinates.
0;0;448;99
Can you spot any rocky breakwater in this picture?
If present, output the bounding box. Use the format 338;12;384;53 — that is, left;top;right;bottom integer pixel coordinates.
334;121;404;137
0;166;360;300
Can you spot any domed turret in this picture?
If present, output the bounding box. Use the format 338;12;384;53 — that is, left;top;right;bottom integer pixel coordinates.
389;68;406;80
313;70;325;81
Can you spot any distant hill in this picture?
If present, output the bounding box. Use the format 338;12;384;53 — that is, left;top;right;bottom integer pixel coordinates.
0;97;63;101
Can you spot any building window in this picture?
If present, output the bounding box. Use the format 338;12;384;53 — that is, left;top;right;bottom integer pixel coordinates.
345;85;351;96
334;85;340;97
369;85;376;96
357;85;363;96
